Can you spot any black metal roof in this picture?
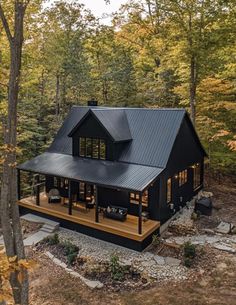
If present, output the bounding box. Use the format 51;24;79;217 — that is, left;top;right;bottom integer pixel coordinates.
18;152;163;192
48;106;188;168
68;108;132;142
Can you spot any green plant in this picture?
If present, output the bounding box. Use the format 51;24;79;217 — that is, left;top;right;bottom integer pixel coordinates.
152;234;160;246
67;252;78;266
109;254;125;281
184;241;196;259
183;241;196;268
44;233;59;245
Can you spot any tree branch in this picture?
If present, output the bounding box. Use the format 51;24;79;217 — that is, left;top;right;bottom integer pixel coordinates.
0;3;13;43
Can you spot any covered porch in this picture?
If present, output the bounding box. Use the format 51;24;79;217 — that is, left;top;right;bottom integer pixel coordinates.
18;192;160;242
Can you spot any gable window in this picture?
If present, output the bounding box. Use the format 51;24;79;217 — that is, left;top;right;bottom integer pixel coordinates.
79;137;106;160
130;190;148;207
179;169;187;187
193;163;201;189
167;178;172;203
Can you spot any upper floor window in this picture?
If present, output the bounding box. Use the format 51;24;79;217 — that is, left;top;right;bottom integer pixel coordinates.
179;169;187;187
130;189;148;207
193;163;201;189
167;178;172;203
79;137;106;160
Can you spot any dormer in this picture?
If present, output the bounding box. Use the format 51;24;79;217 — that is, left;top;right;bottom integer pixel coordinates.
68;109;132;161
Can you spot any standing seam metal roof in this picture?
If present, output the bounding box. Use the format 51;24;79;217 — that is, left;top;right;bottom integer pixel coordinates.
48;106;186;168
18;152;163;192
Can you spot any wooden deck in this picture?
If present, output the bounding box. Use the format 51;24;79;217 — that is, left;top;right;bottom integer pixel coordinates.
18;193;160;242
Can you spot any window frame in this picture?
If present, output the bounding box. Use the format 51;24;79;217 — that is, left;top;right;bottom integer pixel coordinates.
79;137;106;160
129;189;149;207
167;177;172;203
179;169;188;187
193;163;201;189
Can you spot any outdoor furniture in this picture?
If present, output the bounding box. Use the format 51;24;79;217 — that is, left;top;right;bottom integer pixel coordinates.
48;188;61;203
104;205;128;221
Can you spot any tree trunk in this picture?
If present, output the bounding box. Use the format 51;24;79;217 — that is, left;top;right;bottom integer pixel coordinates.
189;55;197;125
0;2;29;304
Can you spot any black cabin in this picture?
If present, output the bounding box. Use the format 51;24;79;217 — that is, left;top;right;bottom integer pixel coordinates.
17;106;206;251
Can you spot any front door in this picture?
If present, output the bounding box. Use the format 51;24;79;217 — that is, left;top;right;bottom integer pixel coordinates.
78;182;94;202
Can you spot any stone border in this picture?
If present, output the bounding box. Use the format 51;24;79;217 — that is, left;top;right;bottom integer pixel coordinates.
45;251;104;289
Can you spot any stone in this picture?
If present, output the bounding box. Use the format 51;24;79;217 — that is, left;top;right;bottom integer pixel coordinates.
217;262;227;270
153;255;165;265
231;227;236;235
213;243;236;253
202;228;215;235
24;231;51;246
215;222;233;234
165;257;181;266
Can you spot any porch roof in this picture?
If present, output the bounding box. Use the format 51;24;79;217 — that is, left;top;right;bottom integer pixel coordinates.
18;152;163;192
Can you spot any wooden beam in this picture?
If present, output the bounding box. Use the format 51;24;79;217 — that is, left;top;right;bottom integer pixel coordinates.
68;180;72;215
36;174;40;206
138;192;142;235
17;169;21;200
95;185;99;223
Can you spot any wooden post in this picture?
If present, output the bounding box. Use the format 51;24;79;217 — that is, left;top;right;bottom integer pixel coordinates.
68;180;72;215
17;169;21;200
36;174;40;206
138;192;142;235
95;185;99;223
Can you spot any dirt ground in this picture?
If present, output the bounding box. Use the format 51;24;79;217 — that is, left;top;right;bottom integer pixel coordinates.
28;175;236;305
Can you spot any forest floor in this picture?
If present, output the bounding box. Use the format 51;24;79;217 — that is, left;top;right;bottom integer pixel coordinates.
26;176;236;305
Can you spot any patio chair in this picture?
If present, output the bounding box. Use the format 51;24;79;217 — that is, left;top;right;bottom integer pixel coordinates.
48;188;61;203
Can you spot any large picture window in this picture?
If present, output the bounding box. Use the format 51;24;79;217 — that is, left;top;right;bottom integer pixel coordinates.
79;137;106;160
130;190;148;207
193;163;201;189
167;178;172;203
179;169;187;187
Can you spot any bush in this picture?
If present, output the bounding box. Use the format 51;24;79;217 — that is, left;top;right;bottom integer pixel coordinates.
67;252;78;266
152;234;160;246
109;254;125;281
184;241;196;259
183;241;196;268
44;233;59;245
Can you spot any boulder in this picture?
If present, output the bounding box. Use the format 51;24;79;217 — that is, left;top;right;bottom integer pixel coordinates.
215;222;234;234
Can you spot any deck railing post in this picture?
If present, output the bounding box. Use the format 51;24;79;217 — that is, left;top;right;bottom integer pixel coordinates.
36;174;40;206
17;169;21;200
68;180;72;215
95;185;99;223
138;191;142;235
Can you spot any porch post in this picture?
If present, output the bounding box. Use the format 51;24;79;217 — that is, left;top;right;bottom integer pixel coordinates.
17;169;21;200
68;180;72;215
95;185;99;223
138;191;142;235
36;174;40;206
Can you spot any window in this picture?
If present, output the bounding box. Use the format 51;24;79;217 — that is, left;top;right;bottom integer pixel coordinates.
86;138;92;157
79;137;86;157
179;169;188;187
130;190;148;207
167;178;172;203
79;137;106;160
100;139;106;160
193;163;201;189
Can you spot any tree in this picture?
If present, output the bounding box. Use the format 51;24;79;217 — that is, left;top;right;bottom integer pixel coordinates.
0;1;33;304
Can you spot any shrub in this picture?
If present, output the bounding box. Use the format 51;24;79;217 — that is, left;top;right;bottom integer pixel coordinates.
67;252;78;266
44;233;59;245
183;241;196;268
184;241;196;259
109;254;125;281
152;234;160;246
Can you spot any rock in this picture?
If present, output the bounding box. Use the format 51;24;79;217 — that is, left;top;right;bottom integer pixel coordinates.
153;255;165;265
202;228;215;235
217;262;227;270
213;243;236;253
165;257;181;266
215;221;234;234
231;227;236;235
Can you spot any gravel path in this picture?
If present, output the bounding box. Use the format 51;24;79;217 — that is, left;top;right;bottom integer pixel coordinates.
58;228;188;281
